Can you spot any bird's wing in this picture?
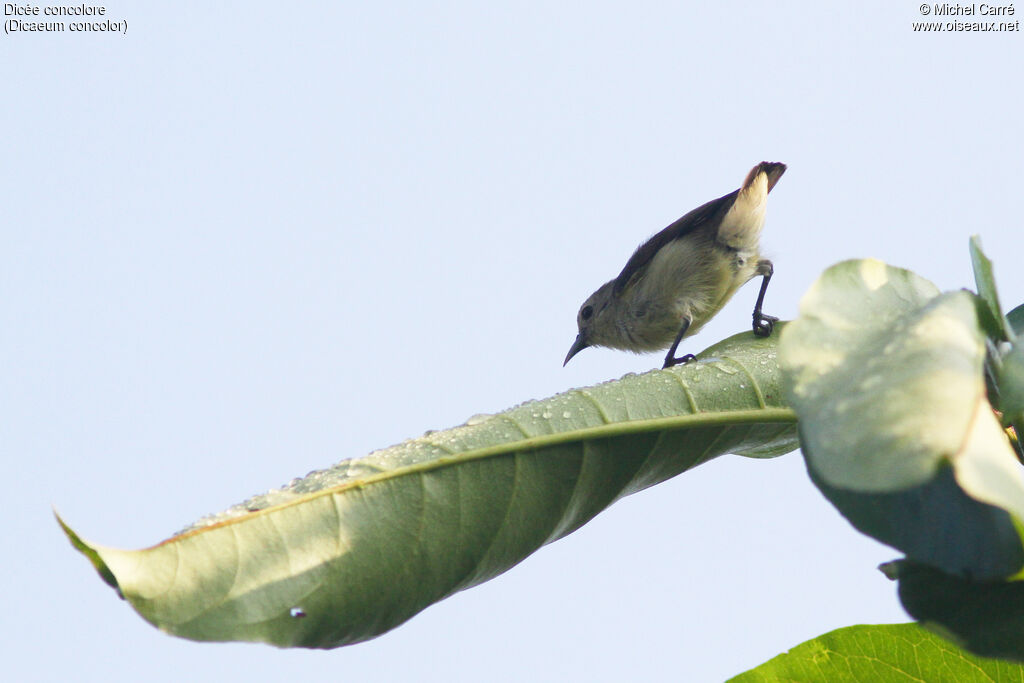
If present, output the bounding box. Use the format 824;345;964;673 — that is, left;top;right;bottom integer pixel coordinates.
610;162;786;295
611;189;738;295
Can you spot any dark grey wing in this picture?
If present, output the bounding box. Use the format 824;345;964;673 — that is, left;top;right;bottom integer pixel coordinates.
611;189;739;295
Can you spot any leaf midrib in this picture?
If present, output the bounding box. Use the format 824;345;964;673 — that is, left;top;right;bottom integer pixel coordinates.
160;406;797;547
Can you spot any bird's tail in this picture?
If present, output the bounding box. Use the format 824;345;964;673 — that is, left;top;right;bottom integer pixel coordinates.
717;161;786;250
743;161;787;194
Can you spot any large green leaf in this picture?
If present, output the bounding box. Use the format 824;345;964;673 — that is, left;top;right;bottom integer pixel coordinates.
60;330;797;648
730;622;1024;681
780;259;1024;579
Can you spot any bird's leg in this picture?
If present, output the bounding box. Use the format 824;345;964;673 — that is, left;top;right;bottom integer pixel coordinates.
663;316;695;368
752;259;778;337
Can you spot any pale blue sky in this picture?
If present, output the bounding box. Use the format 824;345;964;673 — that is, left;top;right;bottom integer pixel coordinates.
4;2;1022;681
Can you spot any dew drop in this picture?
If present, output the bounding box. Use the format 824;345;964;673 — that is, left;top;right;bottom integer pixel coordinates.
290;607;307;619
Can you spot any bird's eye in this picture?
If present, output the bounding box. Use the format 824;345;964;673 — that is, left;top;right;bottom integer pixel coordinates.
581;305;593;321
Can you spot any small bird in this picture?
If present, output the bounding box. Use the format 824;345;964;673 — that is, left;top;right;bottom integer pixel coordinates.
564;161;786;369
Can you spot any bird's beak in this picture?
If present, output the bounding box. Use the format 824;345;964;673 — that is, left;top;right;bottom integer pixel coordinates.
563;333;589;366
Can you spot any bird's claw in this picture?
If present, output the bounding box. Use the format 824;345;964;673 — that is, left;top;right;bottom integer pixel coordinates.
662;353;697;369
753;314;778;337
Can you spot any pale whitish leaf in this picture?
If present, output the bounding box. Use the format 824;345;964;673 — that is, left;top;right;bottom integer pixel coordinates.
780;259;1024;579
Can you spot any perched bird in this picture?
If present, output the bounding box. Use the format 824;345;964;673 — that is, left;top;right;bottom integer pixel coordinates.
564;161;786;369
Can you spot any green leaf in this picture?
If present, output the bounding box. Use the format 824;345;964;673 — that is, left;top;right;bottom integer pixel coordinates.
809;465;1024;579
1008;303;1024;339
729;623;1024;681
780;259;1024;579
998;303;1024;457
890;560;1024;662
997;343;1024;430
969;235;1013;342
60;330;798;649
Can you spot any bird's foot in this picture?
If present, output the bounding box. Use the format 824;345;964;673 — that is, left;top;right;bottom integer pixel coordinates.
753;313;779;337
662;353;697;369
